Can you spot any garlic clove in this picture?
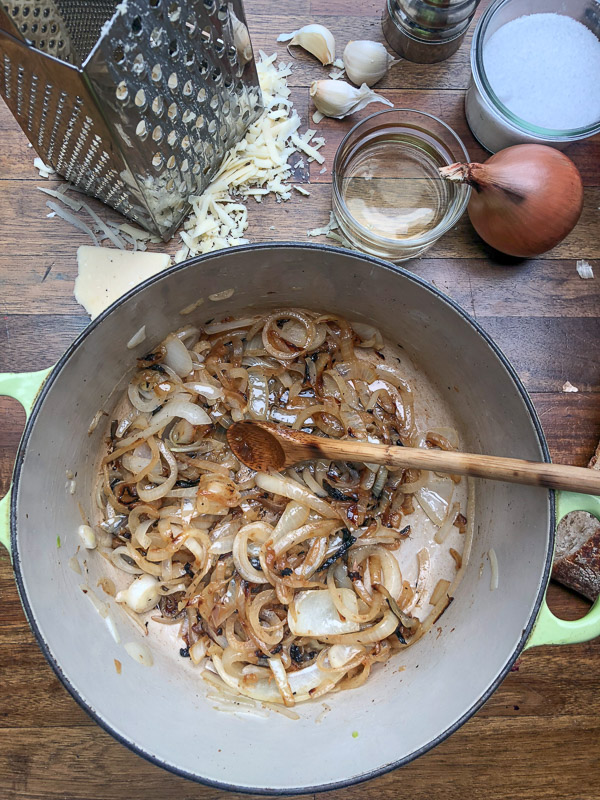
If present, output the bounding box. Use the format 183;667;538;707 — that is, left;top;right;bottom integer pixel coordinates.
229;4;252;66
343;40;400;87
277;24;335;66
116;574;161;614
310;79;393;120
77;524;97;549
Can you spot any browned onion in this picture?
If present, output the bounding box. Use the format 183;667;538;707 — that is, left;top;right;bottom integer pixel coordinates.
93;306;470;710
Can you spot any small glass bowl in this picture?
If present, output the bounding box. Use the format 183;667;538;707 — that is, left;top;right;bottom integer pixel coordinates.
332;109;470;263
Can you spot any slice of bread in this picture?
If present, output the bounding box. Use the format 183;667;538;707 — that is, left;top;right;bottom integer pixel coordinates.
552;441;600;601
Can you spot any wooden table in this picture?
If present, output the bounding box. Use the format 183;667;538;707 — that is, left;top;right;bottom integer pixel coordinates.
1;1;599;798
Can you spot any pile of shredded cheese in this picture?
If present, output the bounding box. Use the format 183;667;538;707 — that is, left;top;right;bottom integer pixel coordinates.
38;53;326;261
174;51;325;261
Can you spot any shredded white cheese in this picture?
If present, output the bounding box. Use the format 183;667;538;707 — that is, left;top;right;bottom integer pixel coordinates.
294;185;310;196
119;223;153;241
176;52;326;259
34;157;55;178
562;380;579;393
38;53;325;274
308;211;338;237
38;186;155;251
576;259;594;279
307;211;355;249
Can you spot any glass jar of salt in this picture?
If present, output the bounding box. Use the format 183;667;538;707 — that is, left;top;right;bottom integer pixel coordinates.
466;0;600;152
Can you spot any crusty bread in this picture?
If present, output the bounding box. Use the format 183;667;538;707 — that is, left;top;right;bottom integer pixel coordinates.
552;440;600;601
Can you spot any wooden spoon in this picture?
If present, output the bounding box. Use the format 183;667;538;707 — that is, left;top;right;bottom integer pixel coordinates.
227;420;600;495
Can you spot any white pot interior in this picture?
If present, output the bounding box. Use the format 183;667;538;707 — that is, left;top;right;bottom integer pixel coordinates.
12;245;552;792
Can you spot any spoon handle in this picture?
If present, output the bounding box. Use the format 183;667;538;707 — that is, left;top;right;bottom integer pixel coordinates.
307;440;600;495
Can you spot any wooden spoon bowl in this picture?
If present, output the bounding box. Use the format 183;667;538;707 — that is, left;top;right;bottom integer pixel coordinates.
227;420;600;495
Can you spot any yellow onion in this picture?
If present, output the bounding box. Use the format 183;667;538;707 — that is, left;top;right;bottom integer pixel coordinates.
439;144;583;257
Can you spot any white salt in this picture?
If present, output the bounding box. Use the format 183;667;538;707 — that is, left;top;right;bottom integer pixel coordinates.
484;13;600;130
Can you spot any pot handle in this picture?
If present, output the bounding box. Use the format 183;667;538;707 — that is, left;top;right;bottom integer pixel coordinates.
525;490;600;649
0;368;53;555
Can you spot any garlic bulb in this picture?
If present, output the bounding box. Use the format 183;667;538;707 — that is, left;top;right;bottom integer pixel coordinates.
343;40;399;87
228;4;252;65
310;80;393;119
116;574;161;614
277;24;335;66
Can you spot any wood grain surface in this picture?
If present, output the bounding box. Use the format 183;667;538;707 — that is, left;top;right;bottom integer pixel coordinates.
0;1;599;798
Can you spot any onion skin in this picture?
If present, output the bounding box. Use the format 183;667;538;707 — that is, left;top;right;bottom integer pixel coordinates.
440;144;583;258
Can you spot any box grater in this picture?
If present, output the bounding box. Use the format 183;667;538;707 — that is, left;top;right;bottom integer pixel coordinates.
0;0;263;239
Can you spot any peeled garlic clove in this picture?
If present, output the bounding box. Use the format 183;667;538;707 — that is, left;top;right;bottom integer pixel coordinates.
310;80;393;119
228;3;252;65
116;574;161;614
277;24;335;66
77;524;97;549
343;40;399;87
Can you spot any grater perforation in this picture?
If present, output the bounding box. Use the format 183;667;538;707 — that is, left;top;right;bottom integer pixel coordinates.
0;0;261;238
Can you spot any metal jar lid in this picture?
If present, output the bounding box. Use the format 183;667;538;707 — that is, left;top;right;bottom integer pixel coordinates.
383;0;480;63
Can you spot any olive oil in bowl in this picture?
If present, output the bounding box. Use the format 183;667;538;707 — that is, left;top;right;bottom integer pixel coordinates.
333;110;470;261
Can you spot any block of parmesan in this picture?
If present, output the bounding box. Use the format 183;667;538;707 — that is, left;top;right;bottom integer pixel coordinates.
75;246;170;320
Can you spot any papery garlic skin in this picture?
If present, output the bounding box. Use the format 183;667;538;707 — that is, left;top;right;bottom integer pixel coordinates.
277;24;335;65
343;40;399;87
310;80;393;119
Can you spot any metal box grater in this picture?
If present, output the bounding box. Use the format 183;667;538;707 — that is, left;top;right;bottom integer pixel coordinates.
0;0;263;238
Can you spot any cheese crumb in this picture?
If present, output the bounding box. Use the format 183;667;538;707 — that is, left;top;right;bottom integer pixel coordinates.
34;157;55;179
562;380;579;393
307;211;356;250
576;259;594;279
294;185;310;196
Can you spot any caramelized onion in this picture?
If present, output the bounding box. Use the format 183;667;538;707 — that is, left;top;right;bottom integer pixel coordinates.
93;307;470;710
